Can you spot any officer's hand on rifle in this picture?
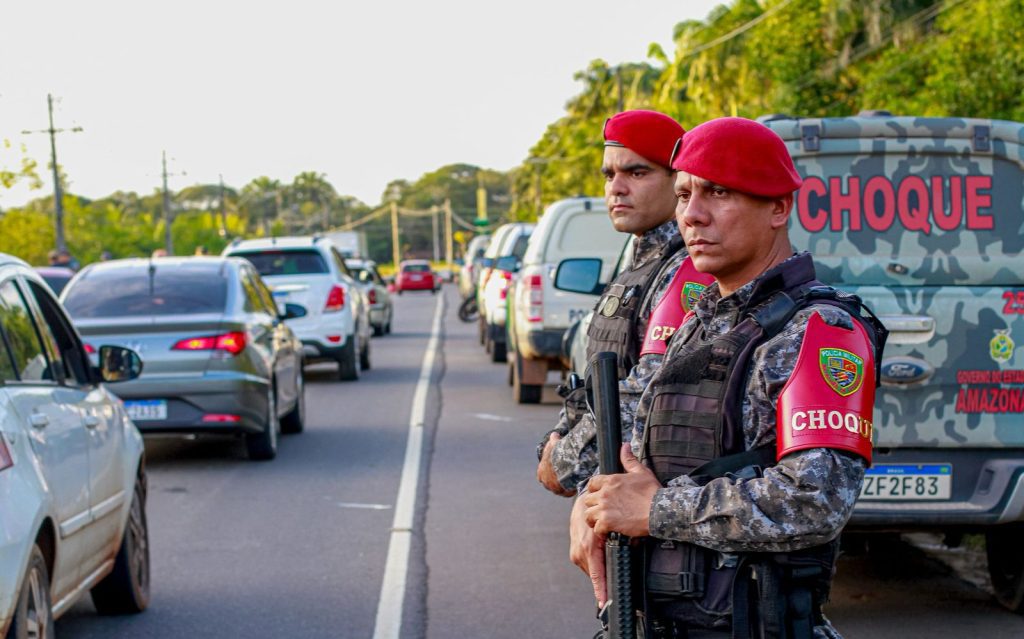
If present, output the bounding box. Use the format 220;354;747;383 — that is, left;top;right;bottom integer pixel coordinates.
570;493;608;606
583;444;660;538
537;432;577;497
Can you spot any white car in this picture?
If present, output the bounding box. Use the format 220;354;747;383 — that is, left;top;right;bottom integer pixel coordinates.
225;236;373;381
345;258;393;336
479;223;534;363
0;254;150;636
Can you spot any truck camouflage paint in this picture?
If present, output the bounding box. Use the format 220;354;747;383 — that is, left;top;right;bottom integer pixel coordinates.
767;116;1024;540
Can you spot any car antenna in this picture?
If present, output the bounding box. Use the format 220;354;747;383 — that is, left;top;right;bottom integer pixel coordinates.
148;258;157;296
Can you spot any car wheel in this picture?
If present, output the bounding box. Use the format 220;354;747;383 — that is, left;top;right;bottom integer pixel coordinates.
987;523;1024;612
478;316;486;345
360;333;371;370
373;322;384;337
385;314;392;335
246;387;279;460
91;472;150;614
280;369;305;434
337;334;360;381
8;545;54;639
512;352;542;404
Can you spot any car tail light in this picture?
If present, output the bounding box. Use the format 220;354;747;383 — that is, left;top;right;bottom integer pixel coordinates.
498;271;512;301
326;335;342;343
526;274;544;322
83;343;96;354
172;331;248;356
325;285;346;312
367;289;377;304
202;414;242;423
0;436;12;471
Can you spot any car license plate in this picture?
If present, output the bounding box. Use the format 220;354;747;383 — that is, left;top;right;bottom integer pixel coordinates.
860;464;952;500
410;274;422;281
124;399;168;421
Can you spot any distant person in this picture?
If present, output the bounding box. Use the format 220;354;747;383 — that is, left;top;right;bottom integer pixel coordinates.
99;250;114;262
194;245;209;256
152;248;169;258
48;248;79;271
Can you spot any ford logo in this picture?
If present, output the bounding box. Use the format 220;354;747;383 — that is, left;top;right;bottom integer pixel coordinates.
880;356;933;385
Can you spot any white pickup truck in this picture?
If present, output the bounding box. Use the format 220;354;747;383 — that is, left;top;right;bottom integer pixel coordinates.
505;197;623;403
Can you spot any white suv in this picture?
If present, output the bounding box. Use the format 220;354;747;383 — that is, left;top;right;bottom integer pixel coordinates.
506;197;623;403
225;236;372;381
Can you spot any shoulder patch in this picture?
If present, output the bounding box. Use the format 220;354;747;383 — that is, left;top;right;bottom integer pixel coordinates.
641;257;714;357
776;311;875;464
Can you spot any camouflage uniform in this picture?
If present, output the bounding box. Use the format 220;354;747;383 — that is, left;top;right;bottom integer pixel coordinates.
632;254;867;639
545;219;686;491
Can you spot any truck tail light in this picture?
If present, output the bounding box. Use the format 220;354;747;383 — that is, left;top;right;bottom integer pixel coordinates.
367;289;377;305
526;274;543;322
0;436;13;472
324;285;346;312
172;331;247;356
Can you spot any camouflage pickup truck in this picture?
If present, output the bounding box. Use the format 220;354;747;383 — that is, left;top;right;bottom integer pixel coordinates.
765;114;1024;612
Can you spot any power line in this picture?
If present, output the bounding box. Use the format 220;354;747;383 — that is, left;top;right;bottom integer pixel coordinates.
676;0;797;60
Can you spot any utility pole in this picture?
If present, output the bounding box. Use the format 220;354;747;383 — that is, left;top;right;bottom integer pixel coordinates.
21;94;82;253
431;206;440;263
444;198;453;269
218;174;227;238
390;201;400;269
160;151;185;254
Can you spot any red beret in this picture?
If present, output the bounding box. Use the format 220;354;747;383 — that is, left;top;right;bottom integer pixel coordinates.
603;110;684;169
670;117;802;198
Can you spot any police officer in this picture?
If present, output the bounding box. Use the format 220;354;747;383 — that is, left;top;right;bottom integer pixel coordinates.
575;117;885;638
536;110;713;497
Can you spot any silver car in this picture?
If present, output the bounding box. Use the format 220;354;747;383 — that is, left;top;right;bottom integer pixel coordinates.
60;257;305;461
345;258;393;336
0;253;150;636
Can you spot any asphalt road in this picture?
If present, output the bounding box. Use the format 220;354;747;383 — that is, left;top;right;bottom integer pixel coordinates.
57;285;1024;638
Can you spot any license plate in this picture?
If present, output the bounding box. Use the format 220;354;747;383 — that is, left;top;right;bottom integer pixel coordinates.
860;464;952;500
124;400;168;421
410;274;422;281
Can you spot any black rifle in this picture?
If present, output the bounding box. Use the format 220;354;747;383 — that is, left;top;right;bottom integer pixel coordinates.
588;351;636;639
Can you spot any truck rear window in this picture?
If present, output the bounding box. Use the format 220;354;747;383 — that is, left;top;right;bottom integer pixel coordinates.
233;250;329;276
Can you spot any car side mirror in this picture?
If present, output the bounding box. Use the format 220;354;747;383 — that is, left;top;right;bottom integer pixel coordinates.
554;258;604;295
97;346;143;383
478;257;494;269
281;303;307;320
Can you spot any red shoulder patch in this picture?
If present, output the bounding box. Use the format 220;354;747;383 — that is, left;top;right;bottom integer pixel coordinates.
640;257;714;356
776;312;875;464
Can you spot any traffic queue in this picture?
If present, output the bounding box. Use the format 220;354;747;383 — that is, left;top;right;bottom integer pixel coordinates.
0;235;402;635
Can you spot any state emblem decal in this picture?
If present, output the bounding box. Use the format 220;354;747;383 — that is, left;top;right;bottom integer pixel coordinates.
681;282;707;312
819;348;864;397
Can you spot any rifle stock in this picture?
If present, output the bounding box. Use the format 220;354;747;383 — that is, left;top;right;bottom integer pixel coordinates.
589;351;636;639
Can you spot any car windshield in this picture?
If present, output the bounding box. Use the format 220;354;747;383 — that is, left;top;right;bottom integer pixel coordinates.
233;250;328;276
63;264;228;318
403;264;430;273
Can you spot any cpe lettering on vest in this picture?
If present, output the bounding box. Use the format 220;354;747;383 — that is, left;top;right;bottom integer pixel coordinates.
776;312;875;463
796;174;993;235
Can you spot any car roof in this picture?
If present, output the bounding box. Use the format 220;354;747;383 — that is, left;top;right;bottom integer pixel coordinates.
226;236;325;251
0;253;30;269
400;259;431;266
75;256;238;277
345;258;376;268
33;265;76;277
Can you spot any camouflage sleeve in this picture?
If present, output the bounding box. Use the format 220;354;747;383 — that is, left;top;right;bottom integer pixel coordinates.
646;305;867;552
550;352;665;491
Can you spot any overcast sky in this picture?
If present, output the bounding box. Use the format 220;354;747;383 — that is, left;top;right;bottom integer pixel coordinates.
1;0;719;208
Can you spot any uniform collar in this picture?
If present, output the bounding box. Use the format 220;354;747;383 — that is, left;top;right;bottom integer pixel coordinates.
631;219;680;270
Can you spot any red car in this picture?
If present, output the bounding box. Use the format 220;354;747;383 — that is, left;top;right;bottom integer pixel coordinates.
395;260;436;294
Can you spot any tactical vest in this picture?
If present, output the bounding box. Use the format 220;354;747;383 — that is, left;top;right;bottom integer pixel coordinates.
587;234;685;379
638;254;886;638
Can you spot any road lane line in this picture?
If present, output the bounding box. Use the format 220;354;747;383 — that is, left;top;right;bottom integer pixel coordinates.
372;294;444;639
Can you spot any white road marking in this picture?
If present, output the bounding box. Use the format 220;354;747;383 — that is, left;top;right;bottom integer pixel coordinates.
371;294;443;639
471;412;513;422
336;502;393;510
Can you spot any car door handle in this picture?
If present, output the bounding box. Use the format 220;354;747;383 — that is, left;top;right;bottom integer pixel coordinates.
30;414;49;429
84;415;101;429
